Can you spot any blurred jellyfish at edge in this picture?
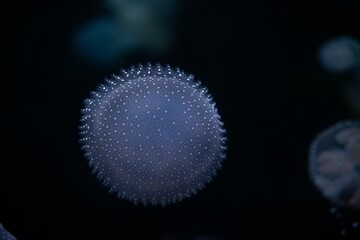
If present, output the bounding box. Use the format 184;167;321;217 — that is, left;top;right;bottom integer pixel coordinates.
318;36;360;115
309;120;360;210
72;0;180;67
103;0;180;52
318;36;360;74
309;120;360;235
0;223;16;240
72;17;138;66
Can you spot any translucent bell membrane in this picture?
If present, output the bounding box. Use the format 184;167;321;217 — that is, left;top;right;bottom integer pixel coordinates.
309;120;360;210
79;64;226;206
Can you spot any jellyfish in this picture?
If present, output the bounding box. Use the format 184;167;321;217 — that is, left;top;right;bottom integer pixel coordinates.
0;223;16;240
309;120;360;210
103;0;180;53
79;64;226;206
318;36;360;74
318;36;360;115
309;120;360;235
72;17;139;66
72;0;180;67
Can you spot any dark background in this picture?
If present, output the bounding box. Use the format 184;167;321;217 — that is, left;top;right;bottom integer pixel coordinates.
4;0;360;239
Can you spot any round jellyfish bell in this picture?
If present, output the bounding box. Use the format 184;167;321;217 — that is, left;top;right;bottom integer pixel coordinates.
318;36;360;74
79;63;226;206
309;120;360;210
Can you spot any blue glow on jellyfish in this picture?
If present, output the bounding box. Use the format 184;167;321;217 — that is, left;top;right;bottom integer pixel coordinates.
0;223;16;240
79;64;226;206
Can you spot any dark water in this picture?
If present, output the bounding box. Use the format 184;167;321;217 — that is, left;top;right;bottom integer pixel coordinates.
4;0;360;239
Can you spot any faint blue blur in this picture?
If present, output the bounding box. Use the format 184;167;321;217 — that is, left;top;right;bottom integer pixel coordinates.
73;17;138;66
318;36;360;115
72;0;180;67
318;36;360;74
